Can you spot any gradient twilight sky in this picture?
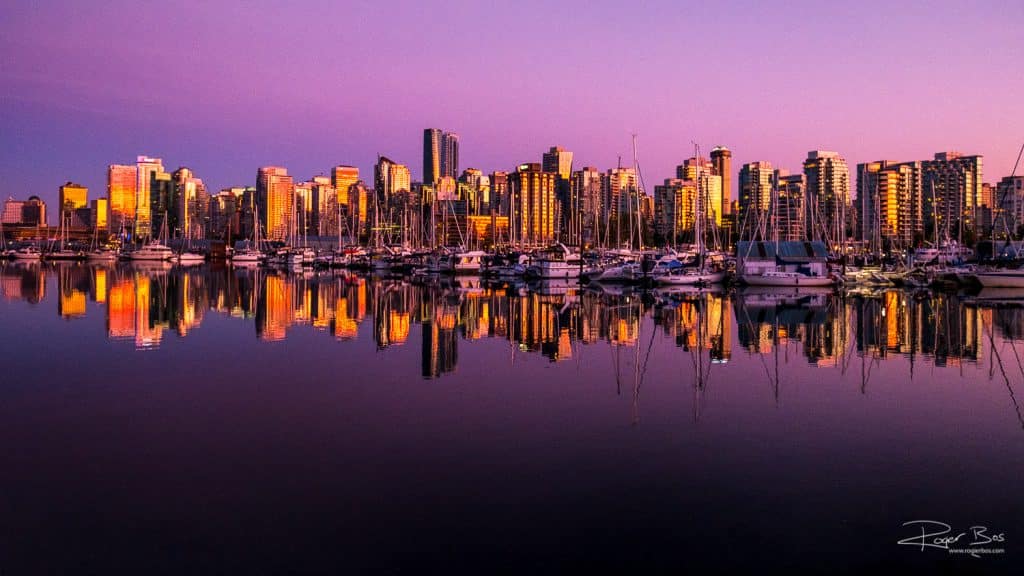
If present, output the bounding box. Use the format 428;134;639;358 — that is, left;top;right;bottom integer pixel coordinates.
3;0;1023;219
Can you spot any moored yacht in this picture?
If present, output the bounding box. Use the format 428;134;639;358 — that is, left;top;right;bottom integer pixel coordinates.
130;241;174;261
973;268;1024;288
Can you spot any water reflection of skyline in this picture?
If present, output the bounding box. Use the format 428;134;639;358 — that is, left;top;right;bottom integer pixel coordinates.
2;262;1022;378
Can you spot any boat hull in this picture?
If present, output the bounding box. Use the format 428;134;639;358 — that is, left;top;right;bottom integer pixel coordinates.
974;271;1024;288
742;274;834;287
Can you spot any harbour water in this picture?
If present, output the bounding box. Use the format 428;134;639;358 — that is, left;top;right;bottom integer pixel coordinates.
1;261;1021;573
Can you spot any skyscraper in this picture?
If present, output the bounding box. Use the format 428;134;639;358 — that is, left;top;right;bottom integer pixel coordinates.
172;167;207;239
374;156;411;199
423;129;441;185
107;164;137;236
678;157;723;226
542;146;574;180
572;167;604;245
773;170;807;242
423;128;459;184
543;146;574;241
803;151;851;244
257;166;294;242
653;178;697;242
149;169;174;238
508;163;557;245
58;182;88;215
857;160;922;250
135;155;163;239
710;146;732;216
331;166;359;207
921;151;983;240
738;161;773;239
441;132;459;179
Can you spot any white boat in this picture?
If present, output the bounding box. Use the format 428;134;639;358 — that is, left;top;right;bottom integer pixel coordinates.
130;242;174;261
595;261;644;283
452;250;486;274
527;243;582;279
913;240;972;265
656;268;726;286
12;246;42;261
86;248;119;262
174;251;206;264
742;270;835;287
46;249;84;261
973;269;1024;288
232;249;264;265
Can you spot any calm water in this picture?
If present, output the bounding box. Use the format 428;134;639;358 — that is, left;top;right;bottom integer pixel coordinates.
1;261;1021;573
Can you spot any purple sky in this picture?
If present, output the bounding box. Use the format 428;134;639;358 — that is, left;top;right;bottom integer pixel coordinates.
3;0;1023;220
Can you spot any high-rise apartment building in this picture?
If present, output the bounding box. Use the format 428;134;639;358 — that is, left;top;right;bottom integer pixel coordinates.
108;164;137;235
172;167;208;239
857;160;923;250
542;146;574;180
654;178;698;242
423;128;459;184
331;165;359;207
58;182;88;216
508;163;557;246
90;198;108;230
710;146;732;216
134;155;164;238
803;151;851;244
149;169;174;238
995;175;1024;237
738;161;773;239
677;157;723;226
572;167;604;245
605;166;638;226
773;170;807;242
375;156;411;200
921;151;983;239
257;166;295;242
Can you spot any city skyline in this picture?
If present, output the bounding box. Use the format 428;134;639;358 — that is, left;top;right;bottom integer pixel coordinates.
3;1;1022;213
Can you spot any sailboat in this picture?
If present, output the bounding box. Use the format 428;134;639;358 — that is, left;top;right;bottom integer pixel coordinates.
973;142;1024;287
173;214;206;264
46;212;85;260
0;217;13;259
232;194;266;266
130;214;173;261
86;224;118;262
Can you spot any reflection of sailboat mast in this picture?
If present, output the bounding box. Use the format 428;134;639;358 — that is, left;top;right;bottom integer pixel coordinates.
986;318;1024;431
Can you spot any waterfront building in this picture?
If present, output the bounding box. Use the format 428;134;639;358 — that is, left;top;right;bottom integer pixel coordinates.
90;198;108;231
921;151;983;240
58;182;88;217
677;157;723;226
803;150;851;245
508;163;557;246
738;161;773;239
710;146;732;216
107;163;137;236
995;175;1024;238
571;166;604;245
134;156;164;239
773;170;807;242
653;178;697;243
257;166;294;242
423;129;459;184
856;160;923;251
